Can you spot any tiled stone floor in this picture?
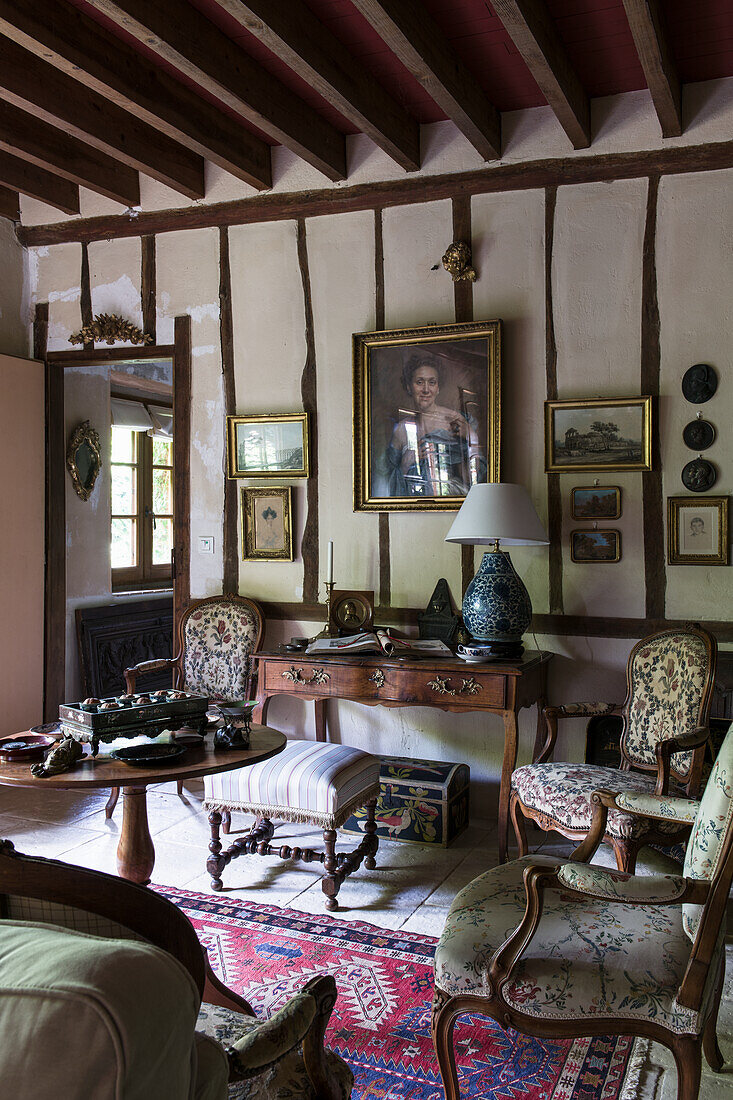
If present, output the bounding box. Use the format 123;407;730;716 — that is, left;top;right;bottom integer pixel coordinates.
2;777;732;1098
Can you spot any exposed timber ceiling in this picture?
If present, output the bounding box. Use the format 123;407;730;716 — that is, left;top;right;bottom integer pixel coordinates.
0;0;731;221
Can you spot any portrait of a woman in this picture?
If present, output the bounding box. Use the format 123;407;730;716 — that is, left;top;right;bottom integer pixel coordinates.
385;353;485;498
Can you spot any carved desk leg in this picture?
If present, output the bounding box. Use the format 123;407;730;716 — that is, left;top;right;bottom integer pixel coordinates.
498;709;519;865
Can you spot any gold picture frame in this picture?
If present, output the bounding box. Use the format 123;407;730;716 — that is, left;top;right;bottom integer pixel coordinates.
570;529;621;563
66;420;102;501
353;320;501;512
241;486;293;561
227;413;309;479
667;496;729;565
545;396;652;473
570;485;622;520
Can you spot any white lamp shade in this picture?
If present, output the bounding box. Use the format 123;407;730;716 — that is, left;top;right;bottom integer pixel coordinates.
445;483;549;546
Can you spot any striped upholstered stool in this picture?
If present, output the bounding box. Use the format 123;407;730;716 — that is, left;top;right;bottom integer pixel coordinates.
204;740;380;910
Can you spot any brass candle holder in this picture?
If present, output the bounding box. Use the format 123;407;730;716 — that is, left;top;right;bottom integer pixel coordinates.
314;580;336;639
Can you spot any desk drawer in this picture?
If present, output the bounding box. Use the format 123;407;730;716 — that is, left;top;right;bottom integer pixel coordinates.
400;670;505;708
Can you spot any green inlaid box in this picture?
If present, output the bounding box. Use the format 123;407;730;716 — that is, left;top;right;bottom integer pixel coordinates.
342;755;469;847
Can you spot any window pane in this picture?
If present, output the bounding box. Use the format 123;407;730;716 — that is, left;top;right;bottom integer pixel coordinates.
111;465;136;515
152;468;173;514
111;518;136;568
152;438;172;466
111;426;136;463
152;518;173;566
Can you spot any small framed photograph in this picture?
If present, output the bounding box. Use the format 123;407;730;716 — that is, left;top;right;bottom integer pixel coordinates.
227;413;309;478
241;487;293;561
545;396;652;472
667;496;729;565
570;529;621;563
571;486;621;520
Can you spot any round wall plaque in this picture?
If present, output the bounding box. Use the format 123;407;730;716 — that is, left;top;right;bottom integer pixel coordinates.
681;458;717;493
682;363;717;404
682;419;716;450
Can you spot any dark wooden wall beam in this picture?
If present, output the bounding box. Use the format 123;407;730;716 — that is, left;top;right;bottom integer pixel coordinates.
641;174;665;620
80;243;93;351
451;196;476;598
219;228;238;597
297;220;320;605
0;38;204;200
374;208;391;608
0;99;139;208
621;0;682;138
0;0;270;191
0;149;78;215
21;138;733;249
544;184;563;614
173;317;192;636
85;0;346;182
351;0;500;160
0;184;19;221
219;0;419;173
140;236;156;344
492;0;590;149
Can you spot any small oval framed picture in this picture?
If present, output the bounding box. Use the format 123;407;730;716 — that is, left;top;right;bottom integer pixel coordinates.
571;486;621;520
667;496;729;565
570;529;621;563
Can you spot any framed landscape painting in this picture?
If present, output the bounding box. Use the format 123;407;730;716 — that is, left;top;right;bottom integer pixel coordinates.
227;413;309;479
353;320;501;512
545;397;652;473
571;486;621;520
571;529;621;563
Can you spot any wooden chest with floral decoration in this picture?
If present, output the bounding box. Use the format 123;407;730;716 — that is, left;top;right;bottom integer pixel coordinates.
342;755;469;847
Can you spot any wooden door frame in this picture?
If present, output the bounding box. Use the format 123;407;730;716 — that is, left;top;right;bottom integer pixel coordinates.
42;316;191;720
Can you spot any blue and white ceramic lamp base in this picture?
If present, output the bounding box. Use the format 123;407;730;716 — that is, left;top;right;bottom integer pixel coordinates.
461;550;532;659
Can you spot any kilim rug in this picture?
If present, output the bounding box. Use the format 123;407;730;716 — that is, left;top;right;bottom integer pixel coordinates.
158;886;636;1100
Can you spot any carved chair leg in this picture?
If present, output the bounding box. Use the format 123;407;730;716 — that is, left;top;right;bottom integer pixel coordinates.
510;794;529;857
222;810;232;835
301;975;342;1100
432;989;462;1100
207;809;225;891
322;828;339;911
703;955;726;1072
671;1036;702;1100
363;797;378;870
611;838;638;874
105;787;120;820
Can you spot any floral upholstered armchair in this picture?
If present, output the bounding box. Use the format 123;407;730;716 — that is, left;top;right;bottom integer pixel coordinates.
103;595;265;820
432;718;733;1100
510;627;716;871
0;840;351;1100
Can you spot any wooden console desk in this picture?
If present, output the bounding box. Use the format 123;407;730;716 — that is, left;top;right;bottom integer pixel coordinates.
253;649;553;863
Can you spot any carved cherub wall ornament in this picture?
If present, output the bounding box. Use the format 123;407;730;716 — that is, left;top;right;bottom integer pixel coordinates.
441;241;477;283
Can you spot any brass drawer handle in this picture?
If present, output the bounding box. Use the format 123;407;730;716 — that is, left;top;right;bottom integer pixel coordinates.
282;666;330;685
369;669;386;688
427;676;482;697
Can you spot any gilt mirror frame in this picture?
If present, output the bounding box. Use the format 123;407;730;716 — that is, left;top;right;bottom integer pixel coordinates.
66;420;102;501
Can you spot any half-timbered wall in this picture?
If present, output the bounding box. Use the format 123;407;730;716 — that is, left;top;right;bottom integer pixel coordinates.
20;83;733;807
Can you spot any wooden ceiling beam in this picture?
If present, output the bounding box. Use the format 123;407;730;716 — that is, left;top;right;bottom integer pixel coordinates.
0;37;204;199
621;0;682;138
0;99;139;208
84;0;347;181
491;0;590;149
0;149;78;214
0;183;19;221
349;0;500;160
216;0;420;172
0;0;271;190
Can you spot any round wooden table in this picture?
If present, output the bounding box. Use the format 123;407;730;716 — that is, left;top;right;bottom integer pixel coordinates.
0;726;286;884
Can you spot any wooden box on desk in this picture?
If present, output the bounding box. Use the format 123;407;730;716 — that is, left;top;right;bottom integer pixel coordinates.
342;755;469;847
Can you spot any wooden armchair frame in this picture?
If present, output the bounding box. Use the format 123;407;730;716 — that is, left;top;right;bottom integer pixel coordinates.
511;626;717;871
0;839;344;1100
433;787;731;1100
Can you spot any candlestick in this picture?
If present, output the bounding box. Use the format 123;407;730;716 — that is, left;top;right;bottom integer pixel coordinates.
326;540;334;584
314;580;336;639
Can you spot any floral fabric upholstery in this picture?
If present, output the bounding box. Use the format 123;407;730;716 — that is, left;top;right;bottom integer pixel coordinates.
433;854;724;1035
196;1002;353;1100
621;631;711;779
557;863;686;902
682;720;733;938
511;762;685;838
614;791;699;824
183;600;261;702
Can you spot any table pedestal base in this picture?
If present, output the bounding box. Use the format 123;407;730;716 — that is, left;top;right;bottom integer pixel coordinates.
118;787;154;884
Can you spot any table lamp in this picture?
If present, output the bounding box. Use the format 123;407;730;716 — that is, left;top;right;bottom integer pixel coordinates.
445;483;549;658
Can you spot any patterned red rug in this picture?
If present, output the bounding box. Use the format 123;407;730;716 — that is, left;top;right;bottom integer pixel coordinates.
158;886;635;1100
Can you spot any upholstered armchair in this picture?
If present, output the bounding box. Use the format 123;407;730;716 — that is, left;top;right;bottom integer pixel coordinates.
432;718;733;1100
510;627;716;871
105;594;265;819
0;839;351;1100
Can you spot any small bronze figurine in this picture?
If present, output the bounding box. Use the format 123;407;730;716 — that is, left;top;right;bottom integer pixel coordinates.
30;737;84;777
441;241;477;283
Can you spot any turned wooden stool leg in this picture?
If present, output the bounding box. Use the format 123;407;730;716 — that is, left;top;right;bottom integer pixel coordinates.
322;828;339;911
222;810;232;834
207;809;225;891
363;797;378;869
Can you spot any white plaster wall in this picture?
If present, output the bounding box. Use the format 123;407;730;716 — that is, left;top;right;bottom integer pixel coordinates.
28;242;82;351
657;170;733;619
0;218;26;357
88;237;143;330
156;229;224;598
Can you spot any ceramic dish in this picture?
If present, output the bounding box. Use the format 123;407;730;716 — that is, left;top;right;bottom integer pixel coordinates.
457;652;494;664
109;744;187;766
0;733;57;761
